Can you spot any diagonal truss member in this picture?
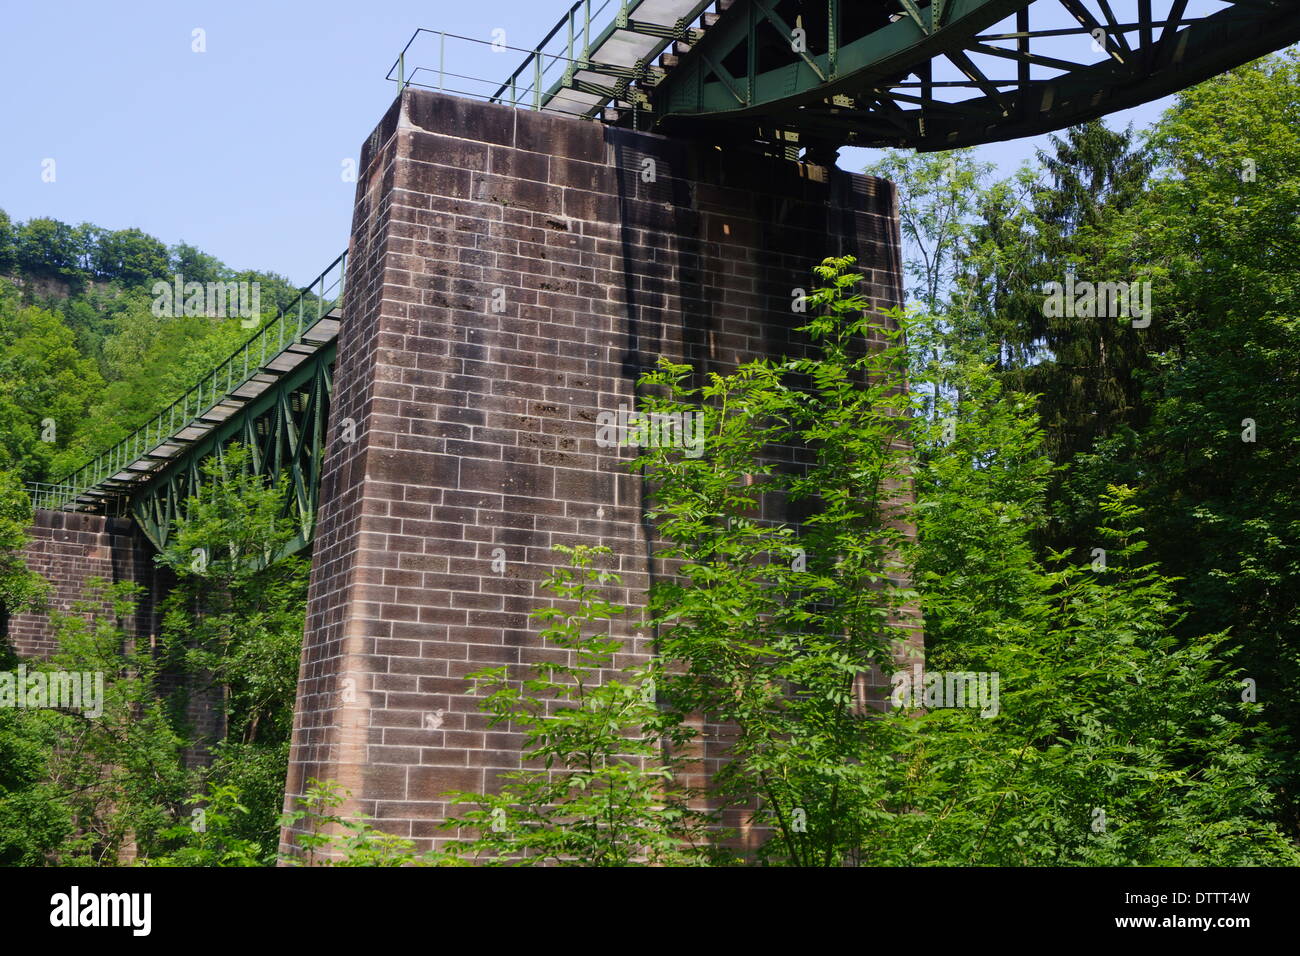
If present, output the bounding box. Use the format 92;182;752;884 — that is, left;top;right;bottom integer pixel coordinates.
498;0;1300;152
30;253;347;558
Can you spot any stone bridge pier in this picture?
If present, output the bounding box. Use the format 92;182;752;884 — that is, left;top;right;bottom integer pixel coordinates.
5;511;160;661
3;511;225;766
279;87;915;856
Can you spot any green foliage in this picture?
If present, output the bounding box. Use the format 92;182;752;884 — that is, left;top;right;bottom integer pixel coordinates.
61;295;254;469
908;357;1053;663
0;210;14;276
631;256;920;866
37;580;190;863
0;470;48;622
158;444;306;745
0;210;302;484
150;776;415;867
199;740;293;853
865;149;991;315
148;784;270;867
878;56;1300;847
280;779;424;867
0;472;62;865
0;707;71;865
14;218;82;280
0;446;312;866
91;228;169;285
0;285;104;481
435;546;715;866
154;444;307;859
1133;50;1300;832
1015;121;1157;472
904;351;1296;864
425;255;1297;867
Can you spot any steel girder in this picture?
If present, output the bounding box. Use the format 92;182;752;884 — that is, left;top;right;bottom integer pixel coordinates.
130;344;335;559
579;0;1300;151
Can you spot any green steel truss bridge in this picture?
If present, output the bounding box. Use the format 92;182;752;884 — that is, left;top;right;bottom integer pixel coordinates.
29;254;345;556
476;0;1300;153
31;0;1300;555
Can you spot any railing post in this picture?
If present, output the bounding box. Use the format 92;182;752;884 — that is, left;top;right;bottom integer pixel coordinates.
52;250;345;510
534;49;542;109
828;0;839;78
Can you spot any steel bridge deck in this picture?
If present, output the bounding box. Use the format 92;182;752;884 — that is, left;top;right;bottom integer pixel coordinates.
30;253;347;555
489;1;1300;154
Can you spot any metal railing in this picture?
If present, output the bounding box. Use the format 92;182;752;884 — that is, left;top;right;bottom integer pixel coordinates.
36;250;348;512
486;0;715;116
386;27;589;111
385;0;713;118
489;0;619;110
25;481;90;512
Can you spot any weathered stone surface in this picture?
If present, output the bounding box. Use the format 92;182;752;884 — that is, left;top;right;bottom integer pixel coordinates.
7;511;158;660
280;88;915;857
5;512;224;767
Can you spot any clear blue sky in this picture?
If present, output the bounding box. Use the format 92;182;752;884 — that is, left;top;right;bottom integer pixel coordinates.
0;0;1198;286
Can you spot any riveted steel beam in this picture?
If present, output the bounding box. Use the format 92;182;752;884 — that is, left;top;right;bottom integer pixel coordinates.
639;0;1300;151
129;343;335;559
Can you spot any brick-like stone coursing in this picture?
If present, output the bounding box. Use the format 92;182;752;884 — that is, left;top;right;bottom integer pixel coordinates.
6;510;158;659
281;88;917;856
5;512;224;768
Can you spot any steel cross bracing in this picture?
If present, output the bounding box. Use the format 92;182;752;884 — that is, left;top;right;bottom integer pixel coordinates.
31;252;347;557
500;0;1300;152
130;342;335;556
